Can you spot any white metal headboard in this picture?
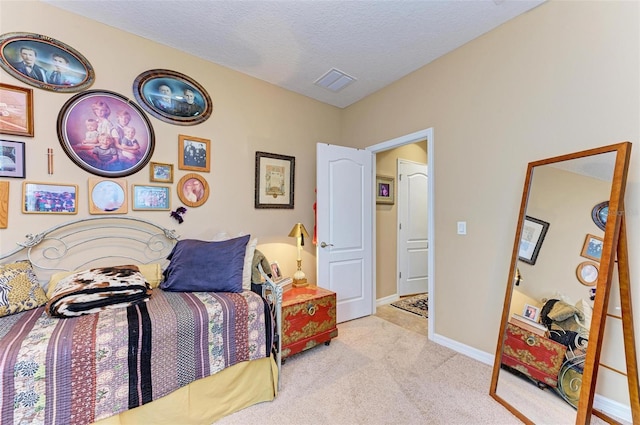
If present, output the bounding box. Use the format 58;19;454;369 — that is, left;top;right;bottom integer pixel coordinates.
0;217;179;281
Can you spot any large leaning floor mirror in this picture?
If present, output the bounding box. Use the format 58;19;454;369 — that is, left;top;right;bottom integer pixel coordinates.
490;142;640;424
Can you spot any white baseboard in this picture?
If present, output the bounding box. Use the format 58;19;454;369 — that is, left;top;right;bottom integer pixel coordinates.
376;294;400;306
430;331;632;423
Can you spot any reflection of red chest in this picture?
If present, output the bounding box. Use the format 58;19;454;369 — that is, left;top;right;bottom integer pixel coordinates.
501;323;567;387
282;286;338;358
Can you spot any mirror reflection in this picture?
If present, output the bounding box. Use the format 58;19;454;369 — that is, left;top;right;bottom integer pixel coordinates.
495;152;616;424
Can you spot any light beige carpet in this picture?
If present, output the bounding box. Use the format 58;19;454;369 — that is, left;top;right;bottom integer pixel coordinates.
217;315;521;424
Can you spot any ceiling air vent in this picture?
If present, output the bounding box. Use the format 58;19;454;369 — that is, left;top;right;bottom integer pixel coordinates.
315;68;356;92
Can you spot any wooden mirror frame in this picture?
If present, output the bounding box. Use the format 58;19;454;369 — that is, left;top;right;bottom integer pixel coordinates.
489;142;639;424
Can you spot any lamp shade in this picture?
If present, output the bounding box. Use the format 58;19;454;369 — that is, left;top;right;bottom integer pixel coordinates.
288;223;310;243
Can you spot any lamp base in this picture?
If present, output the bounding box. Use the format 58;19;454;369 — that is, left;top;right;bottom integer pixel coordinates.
292;277;308;288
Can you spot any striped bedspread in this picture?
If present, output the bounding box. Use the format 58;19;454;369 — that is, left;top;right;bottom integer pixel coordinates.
0;289;273;425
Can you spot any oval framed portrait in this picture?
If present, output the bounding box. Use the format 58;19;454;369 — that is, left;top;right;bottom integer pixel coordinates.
0;32;94;93
591;201;608;231
133;69;212;126
576;261;599;286
57;90;155;178
177;173;209;207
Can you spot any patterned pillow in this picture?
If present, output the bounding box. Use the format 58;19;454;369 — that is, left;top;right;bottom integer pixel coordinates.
0;261;48;317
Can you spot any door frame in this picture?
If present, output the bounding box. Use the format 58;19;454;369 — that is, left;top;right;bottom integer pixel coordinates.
366;128;435;339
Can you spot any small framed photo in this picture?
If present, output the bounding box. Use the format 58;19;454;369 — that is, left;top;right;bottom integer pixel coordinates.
132;184;170;211
178;135;210;172
270;261;283;280
518;216;550;265
0;83;34;137
88;178;127;214
523;304;540;322
0;32;95;93
0;139;26;178
376;175;394;205
581;233;603;262
132;69;212;126
22;181;78;214
149;161;173;183
576;261;599;286
176;173;209;207
254;151;295;209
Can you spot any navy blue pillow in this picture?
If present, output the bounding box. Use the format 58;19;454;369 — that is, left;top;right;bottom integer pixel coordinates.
161;235;250;293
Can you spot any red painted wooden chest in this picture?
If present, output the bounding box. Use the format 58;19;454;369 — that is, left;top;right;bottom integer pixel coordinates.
281;285;338;359
501;322;567;388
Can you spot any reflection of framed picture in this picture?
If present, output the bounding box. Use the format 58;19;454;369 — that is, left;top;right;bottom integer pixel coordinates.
523;304;540;321
132;69;212;126
518;216;550;265
0;83;33;137
376;175;394;205
178;135;210;172
254;151;295;209
270;261;282;280
132;184;170;211
576;261;599;286
149;162;173;183
88;178;127;214
0;139;26;178
0;181;7;228
581;233;603;262
176;173;209;207
591;201;608;232
22;181;78;214
57;90;155;178
0;32;94;93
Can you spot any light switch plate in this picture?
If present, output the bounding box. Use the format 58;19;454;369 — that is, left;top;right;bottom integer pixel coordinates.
457;221;467;235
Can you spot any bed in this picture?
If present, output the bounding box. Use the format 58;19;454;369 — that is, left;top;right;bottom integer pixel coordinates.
0;217;282;424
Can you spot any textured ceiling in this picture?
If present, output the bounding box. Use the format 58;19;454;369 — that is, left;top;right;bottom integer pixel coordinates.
43;0;544;108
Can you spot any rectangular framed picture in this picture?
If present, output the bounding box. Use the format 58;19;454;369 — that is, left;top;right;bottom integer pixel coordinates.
581;233;603;262
518;215;550;265
376;175;394;205
254;151;295;209
0;139;26;178
523;304;540;322
88;178;127;214
132;184;170;210
179;134;210;172
270;261;283;280
0;83;34;137
149;161;173;183
22;181;78;214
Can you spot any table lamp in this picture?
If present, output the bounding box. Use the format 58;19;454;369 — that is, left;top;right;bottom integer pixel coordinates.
288;223;310;288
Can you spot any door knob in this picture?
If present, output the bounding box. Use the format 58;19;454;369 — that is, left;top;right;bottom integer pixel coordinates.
320;242;333;248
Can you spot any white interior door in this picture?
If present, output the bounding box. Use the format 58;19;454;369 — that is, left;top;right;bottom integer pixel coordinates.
317;143;372;323
398;159;428;296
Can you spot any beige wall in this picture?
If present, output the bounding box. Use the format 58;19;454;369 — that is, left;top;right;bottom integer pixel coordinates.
0;1;342;283
2;0;639;380
341;0;640;363
375;141;427;299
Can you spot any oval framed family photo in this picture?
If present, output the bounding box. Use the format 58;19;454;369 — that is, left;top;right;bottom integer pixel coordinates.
57;90;155;178
133;69;212;126
0;32;94;93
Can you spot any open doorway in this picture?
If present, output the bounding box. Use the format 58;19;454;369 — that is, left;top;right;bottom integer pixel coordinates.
367;128;435;338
